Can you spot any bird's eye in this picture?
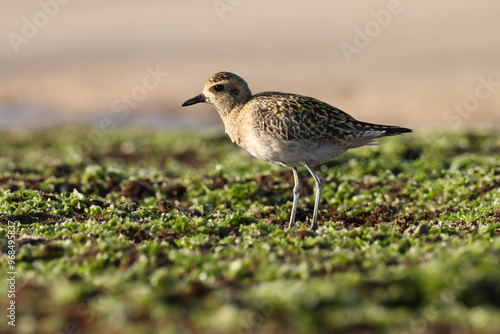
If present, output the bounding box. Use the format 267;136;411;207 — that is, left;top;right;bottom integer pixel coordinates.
213;84;224;92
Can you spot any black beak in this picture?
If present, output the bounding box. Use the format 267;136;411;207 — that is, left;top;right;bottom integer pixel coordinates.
182;93;206;107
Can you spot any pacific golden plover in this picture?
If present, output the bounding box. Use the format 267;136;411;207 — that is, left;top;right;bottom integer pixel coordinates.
182;72;411;230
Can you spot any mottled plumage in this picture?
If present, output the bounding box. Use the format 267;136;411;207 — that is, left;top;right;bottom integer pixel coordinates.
182;71;411;230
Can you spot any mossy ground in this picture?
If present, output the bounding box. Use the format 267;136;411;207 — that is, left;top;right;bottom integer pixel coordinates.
1;127;500;334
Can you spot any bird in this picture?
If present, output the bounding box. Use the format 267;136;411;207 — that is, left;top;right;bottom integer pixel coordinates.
182;72;411;230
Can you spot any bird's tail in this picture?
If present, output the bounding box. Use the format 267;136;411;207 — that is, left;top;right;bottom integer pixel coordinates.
358;122;412;138
344;122;412;149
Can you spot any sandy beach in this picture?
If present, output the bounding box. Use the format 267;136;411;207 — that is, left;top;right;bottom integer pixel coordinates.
1;0;499;129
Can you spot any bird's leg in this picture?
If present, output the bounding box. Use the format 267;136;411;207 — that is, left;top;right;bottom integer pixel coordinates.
303;161;323;230
288;167;301;228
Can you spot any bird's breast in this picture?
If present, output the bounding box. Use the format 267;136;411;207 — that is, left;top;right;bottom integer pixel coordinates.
240;128;348;168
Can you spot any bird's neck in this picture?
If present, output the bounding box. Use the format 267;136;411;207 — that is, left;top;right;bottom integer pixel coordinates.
219;104;246;146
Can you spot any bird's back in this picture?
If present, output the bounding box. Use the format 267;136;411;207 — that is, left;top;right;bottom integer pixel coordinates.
243;92;411;148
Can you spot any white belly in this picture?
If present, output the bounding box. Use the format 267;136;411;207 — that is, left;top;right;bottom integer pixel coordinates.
240;129;347;167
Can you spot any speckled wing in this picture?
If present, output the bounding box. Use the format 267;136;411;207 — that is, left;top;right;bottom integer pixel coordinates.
247;92;380;144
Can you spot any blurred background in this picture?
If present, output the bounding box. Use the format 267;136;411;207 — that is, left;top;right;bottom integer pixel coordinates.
1;0;499;130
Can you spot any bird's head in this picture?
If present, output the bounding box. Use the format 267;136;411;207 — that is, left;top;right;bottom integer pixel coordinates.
182;72;252;116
